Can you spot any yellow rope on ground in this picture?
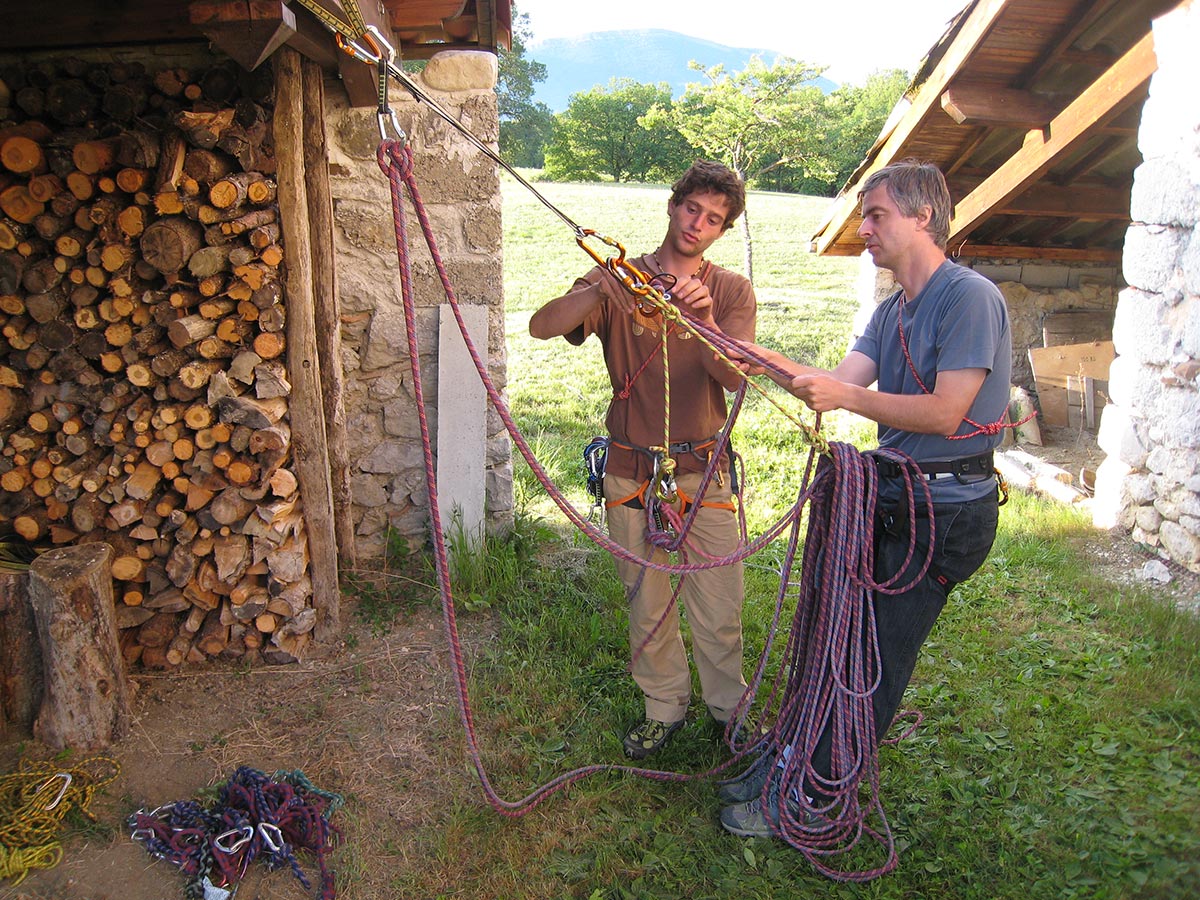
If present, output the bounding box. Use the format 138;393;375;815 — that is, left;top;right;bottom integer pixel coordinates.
0;756;119;885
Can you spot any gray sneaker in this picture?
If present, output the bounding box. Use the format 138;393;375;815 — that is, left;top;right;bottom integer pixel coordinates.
719;774;806;838
716;751;775;804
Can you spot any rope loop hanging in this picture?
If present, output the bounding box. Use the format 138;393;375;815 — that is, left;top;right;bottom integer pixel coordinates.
372;139;945;880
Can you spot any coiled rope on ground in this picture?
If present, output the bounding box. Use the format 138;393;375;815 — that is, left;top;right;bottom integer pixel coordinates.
0;756;119;885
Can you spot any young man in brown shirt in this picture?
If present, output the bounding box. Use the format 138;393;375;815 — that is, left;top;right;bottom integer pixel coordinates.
529;160;757;758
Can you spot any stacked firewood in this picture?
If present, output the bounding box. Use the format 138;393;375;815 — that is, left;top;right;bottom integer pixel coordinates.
0;56;316;666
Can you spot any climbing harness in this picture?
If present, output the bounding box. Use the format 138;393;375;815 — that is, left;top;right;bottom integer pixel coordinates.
0;756;119;885
128;766;342;900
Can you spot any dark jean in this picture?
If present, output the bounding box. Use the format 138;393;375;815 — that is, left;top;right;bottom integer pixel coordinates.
808;490;1000;792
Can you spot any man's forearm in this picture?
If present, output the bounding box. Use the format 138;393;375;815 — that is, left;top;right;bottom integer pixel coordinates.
529;282;603;339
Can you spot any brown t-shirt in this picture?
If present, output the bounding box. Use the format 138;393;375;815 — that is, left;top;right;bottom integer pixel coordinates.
565;254;756;481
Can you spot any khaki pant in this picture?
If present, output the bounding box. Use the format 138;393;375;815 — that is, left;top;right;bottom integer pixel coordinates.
604;472;747;724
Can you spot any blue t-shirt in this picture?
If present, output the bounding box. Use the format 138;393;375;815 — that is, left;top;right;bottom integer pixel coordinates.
852;261;1011;502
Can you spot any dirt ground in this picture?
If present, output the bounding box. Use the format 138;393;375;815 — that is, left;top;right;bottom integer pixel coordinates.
2;430;1197;900
0;603;473;900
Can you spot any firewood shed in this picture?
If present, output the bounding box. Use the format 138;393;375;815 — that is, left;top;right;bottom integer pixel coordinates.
0;0;514;737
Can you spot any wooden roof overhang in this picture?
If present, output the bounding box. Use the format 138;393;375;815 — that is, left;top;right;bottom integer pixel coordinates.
0;1;512;107
811;0;1188;264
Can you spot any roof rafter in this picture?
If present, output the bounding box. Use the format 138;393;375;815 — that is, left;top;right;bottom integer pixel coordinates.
940;83;1065;128
948;30;1156;246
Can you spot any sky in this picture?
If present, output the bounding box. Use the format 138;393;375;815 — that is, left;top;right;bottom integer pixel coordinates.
514;0;970;86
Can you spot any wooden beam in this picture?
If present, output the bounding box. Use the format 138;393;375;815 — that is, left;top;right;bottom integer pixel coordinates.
949;31;1157;246
1054;133;1134;186
948;177;1130;219
300;55;356;569
189;1;296;71
811;0;1011;255
290;0;399;106
956;243;1121;263
1019;0;1123;87
386;0;467;29
273;46;341;643
285;6;342;67
941;83;1064;128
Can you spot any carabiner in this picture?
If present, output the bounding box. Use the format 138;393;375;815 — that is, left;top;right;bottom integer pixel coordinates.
335;32;379;66
42;772;72;811
257;822;285;853
212;825;254;855
650;449;677;502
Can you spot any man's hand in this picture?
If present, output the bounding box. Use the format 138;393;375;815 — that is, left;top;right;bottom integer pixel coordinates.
669;275;716;327
790;373;850;413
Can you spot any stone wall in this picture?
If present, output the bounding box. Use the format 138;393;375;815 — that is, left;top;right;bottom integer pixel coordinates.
1093;3;1200;574
322;51;512;559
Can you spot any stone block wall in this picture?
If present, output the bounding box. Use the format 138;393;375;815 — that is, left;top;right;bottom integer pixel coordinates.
322;50;512;559
1093;3;1200;573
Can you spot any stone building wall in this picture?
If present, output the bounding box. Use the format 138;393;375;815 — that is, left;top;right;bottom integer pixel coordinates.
322;51;512;559
1093;3;1200;574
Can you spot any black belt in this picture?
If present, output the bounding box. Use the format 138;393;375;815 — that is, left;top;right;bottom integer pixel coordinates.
874;450;994;481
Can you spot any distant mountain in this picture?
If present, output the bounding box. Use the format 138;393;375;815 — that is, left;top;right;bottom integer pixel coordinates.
528;29;838;112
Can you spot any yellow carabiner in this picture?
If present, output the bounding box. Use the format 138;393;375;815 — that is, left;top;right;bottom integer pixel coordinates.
650;449;677;502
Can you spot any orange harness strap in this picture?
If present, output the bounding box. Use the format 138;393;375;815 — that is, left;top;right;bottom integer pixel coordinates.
604;479;736;512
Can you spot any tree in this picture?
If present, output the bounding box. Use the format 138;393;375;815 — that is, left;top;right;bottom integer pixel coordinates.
822;69;911;193
543;79;695;183
497;9;555;167
644;56;830;280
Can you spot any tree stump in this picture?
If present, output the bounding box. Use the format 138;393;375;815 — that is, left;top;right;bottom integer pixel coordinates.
0;569;43;738
28;543;132;750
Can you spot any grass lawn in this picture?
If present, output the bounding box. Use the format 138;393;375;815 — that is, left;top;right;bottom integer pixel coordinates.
405;176;1200;899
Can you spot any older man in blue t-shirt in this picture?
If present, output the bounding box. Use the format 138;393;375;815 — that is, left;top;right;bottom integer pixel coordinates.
720;159;1012;837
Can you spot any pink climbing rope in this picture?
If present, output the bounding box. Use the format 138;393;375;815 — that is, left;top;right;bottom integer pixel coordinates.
375;139;939;880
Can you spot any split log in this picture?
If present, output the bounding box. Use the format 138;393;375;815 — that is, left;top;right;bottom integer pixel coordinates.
28;543;131;750
0;570;42;737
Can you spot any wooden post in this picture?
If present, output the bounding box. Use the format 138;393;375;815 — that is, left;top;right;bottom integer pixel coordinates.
301;55;355;570
0;569;42;738
273;46;340;642
28;543;131;750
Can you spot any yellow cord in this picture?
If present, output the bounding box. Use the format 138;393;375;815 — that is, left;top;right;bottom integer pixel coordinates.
642;288;830;458
0;756;119;885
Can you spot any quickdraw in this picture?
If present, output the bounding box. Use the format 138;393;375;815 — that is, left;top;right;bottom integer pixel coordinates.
582;436;609;520
129;767;342;900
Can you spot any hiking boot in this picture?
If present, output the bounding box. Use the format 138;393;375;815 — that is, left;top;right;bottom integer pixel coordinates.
716;750;775;804
622;717;684;759
719;773;808;838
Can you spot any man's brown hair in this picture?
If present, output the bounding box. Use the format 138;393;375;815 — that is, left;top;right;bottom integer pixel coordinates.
670;160;747;231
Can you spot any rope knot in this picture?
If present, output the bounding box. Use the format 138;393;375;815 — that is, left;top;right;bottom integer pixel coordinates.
375;139;413;178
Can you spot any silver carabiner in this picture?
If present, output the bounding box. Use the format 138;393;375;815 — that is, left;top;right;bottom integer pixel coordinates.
42;772;72;811
257;822;285;853
212;825;253;855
